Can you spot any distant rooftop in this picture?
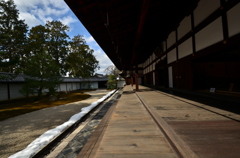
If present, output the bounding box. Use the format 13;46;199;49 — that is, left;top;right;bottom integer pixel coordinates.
0;72;108;83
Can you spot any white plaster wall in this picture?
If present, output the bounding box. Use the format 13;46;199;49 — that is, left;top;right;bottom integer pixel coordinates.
81;82;98;89
167;31;176;48
178;15;192;39
168;67;173;88
81;82;89;89
227;3;240;37
153;72;155;86
59;83;67;91
67;83;72;91
10;83;24;99
76;83;80;89
195;17;223;51
72;83;77;90
90;82;98;89
65;83;69;91
194;0;221;26
178;37;193;59
167;48;177;64
0;83;8;101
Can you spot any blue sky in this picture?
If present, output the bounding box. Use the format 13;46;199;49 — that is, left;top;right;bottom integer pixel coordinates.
12;0;114;75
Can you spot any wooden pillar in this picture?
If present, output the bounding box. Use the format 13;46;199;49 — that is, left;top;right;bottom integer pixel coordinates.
131;77;133;87
135;65;139;91
135;73;139;91
131;68;134;86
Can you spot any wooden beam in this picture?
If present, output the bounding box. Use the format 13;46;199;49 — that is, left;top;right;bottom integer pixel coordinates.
131;0;150;65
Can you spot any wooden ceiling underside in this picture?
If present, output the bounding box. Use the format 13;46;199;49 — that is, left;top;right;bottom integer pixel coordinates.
64;0;199;70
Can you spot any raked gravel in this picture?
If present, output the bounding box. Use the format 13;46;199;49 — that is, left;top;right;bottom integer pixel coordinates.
0;89;110;158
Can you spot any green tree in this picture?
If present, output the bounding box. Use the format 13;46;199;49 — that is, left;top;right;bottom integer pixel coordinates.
104;65;119;89
20;25;61;99
45;20;70;76
66;35;99;78
0;0;28;73
104;65;120;76
107;75;117;89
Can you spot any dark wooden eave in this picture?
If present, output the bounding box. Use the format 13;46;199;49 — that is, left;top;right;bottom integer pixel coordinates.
64;0;199;71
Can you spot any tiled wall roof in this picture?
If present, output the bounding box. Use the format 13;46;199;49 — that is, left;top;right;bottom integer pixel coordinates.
0;73;108;83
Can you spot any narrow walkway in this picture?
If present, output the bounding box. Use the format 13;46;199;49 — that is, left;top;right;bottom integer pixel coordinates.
78;86;179;158
78;85;240;158
135;86;240;158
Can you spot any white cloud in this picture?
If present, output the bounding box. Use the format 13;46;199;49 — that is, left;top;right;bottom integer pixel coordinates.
13;0;68;11
31;7;66;24
18;12;42;28
13;0;38;12
84;36;101;49
58;16;78;28
12;0;73;27
85;36;95;43
93;49;114;74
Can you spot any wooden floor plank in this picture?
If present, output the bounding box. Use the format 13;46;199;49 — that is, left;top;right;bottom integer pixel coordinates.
85;86;179;158
136;85;240;158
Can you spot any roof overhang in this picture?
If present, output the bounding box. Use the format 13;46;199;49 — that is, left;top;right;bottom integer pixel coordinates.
64;0;199;70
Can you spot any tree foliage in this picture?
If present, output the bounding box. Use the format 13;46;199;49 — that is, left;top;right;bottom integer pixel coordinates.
66;35;99;78
104;65;119;89
104;65;120;76
107;75;117;89
20;25;62;98
45;20;70;76
0;0;28;73
0;0;100;99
